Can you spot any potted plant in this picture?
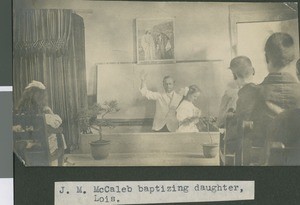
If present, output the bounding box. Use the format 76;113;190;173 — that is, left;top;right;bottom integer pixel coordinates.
77;100;120;160
198;117;219;158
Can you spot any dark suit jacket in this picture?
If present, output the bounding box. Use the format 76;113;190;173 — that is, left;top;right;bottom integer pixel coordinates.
267;108;300;165
250;72;300;147
225;83;258;155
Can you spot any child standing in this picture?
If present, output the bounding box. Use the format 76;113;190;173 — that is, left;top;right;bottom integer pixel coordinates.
176;85;202;132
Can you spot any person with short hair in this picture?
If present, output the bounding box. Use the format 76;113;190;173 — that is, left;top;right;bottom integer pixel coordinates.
218;56;256;128
249;32;300;164
140;73;182;132
233;56;257;124
218;56;257;165
176;85;202;132
228;56;255;87
264;32;295;72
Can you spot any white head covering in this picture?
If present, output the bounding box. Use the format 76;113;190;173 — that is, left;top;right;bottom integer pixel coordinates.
25;80;46;90
183;87;189;96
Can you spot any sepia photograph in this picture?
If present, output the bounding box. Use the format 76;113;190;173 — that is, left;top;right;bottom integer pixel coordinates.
12;0;299;167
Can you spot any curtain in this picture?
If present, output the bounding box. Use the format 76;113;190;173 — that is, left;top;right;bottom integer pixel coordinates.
13;9;87;150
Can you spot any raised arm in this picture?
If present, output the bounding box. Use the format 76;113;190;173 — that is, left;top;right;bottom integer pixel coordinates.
139;72;160;100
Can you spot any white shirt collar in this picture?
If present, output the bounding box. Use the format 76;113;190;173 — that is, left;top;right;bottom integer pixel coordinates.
165;90;175;95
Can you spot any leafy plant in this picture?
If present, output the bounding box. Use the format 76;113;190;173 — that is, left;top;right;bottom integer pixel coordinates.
197;117;218;144
77;100;120;141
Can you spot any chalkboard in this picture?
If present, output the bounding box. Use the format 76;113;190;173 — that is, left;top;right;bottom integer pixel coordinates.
97;61;228;119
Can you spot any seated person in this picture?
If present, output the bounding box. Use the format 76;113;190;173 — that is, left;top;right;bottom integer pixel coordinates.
249;33;300;164
176;85;202;133
220;56;257;165
140;72;182;132
267;109;300;165
217;80;239;129
14;80;66;164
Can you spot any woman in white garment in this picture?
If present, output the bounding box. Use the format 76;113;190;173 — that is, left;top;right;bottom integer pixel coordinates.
176;85;202;132
141;30;156;61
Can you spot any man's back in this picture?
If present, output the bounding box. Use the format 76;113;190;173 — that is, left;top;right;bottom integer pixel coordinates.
250;72;300;146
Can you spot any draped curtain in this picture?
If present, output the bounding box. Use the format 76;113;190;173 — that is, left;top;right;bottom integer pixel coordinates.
13;9;87;150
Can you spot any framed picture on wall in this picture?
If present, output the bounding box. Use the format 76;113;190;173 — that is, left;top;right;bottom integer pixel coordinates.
136;18;175;64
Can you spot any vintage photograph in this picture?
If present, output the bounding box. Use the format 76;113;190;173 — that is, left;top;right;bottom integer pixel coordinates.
136;18;175;63
12;1;299;167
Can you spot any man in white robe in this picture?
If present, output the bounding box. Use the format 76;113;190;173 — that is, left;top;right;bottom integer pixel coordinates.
140;75;182;132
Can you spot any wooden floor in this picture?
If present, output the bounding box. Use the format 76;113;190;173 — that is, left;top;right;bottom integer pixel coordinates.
64;152;220;166
67;132;221;166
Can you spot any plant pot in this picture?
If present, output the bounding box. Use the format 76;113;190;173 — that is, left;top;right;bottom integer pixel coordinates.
202;143;218;158
90;140;111;160
79;134;99;154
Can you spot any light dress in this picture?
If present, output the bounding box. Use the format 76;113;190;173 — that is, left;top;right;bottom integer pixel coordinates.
176;100;201;132
44;107;67;152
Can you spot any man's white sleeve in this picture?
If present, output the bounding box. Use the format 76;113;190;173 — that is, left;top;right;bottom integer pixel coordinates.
139;85;161;100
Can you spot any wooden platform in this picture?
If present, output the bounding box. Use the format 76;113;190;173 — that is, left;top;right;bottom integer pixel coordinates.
64;152;219;166
67;132;220;166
